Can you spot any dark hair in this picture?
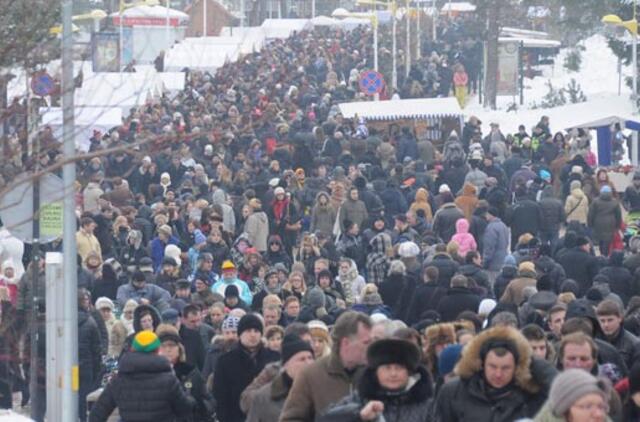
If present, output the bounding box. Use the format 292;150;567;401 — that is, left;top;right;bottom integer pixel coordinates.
182;304;200;318
464;251;480;264
561;317;594;337
521;324;546;341
284;322;310;338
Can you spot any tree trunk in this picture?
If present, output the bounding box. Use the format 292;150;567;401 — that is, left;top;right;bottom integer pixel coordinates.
484;0;500;110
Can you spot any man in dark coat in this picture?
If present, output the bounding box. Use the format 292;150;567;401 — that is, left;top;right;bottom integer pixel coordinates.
436;275;481;322
595;300;640;371
89;331;194;422
427;245;460;288
406;266;446;325
435;326;552;421
78;305;103;421
538;186;565;246
505;194;544;251
598;251;633;306
557;236;600;297
432;203;465;243
213;313;280;422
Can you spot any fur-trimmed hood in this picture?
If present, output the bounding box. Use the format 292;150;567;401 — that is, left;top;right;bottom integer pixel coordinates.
454;326;539;393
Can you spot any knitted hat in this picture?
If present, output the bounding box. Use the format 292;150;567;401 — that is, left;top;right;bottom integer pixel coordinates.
367;339;421;372
478;298;497;316
307;287;326;309
570;180;582;191
95;297;114;311
600;185;612;194
281;334;314;365
225;284;240;298
438;344;463;376
237;313;263;336
222;315;240;332
162;256;178;267
274;187;285;196
132;330;161;353
571;165;583;175
575;236;590;247
548;369;609;417
439;184;451;193
161;308;179;324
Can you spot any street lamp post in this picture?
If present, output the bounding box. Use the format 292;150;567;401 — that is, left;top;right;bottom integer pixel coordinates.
602;0;638;165
391;1;397;91
406;0;411;78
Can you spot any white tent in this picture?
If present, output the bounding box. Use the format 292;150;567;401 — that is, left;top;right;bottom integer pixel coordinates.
260;19;312;39
441;2;476;12
111;5;189;25
40;106;123;152
338;98;463;121
164;41;239;71
338;17;372;30
75;72;162;113
499;37;561;49
311;15;340;27
469;96;635;136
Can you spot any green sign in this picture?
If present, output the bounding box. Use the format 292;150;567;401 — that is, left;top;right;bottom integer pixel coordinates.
40;202;63;238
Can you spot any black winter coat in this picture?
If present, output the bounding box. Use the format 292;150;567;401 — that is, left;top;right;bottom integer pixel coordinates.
406;283;447;325
180;325;206;370
598;265;634;306
89;352;194;422
174;362;214;422
505;199;544;249
596;328;640;372
213;344;280;422
493;265;517;299
378;274;407;310
539;196;565;232
436;287;481;322
428;254;460;288
434;373;543;422
78;309;103;386
321;366;433;422
557;248;600;297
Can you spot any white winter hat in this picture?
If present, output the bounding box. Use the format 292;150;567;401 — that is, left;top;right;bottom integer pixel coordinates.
439;184;451;193
164;244;182;268
95;297;114;311
478;298;497;316
398;242;420;258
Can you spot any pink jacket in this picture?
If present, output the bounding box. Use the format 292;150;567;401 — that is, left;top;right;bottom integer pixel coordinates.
451;218;477;257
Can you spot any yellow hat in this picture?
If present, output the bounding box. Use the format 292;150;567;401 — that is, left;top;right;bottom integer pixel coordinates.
221;260;236;271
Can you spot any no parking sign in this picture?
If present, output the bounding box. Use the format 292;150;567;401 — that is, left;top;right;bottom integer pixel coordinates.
359;70;385;96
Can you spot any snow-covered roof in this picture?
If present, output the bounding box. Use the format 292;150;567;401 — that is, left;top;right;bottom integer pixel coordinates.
311;15;340;27
261;19;312;39
441;2;476;12
110;5;189;26
501;27;552;40
75;72;162;110
499;37;561;49
338;98;463;121
469;97;637;136
40;106;123;151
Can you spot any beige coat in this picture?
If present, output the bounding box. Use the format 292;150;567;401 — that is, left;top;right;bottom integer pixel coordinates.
564;188;589;225
76;230;102;262
280;353;362;422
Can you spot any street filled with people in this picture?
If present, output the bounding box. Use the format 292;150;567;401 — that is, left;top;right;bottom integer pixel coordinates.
3;18;640;422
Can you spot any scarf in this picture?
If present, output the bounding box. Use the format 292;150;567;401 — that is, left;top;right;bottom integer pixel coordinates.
272;198;289;222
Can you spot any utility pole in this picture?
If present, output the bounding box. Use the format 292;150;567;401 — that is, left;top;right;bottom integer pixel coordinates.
62;0;79;418
405;0;410;78
392;0;398;91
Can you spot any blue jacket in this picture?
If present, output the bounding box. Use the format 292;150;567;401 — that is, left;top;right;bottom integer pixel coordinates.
482;218;510;271
150;235;179;273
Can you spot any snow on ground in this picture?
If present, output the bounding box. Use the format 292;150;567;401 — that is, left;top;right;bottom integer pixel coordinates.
465;34;635;134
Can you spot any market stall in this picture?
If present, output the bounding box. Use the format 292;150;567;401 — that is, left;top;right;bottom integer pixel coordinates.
338;97;464;145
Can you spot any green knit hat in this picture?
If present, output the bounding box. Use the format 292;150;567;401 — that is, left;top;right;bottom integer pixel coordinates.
132;330;161;353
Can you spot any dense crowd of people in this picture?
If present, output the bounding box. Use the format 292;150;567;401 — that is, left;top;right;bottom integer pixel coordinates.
2;18;640;422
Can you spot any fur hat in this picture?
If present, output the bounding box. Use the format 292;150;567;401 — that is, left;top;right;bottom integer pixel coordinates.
237;313;263;336
367;339;421;372
398;242;420;258
424;323;456;346
455;326;538;393
156;323;182;345
95;297;114;311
